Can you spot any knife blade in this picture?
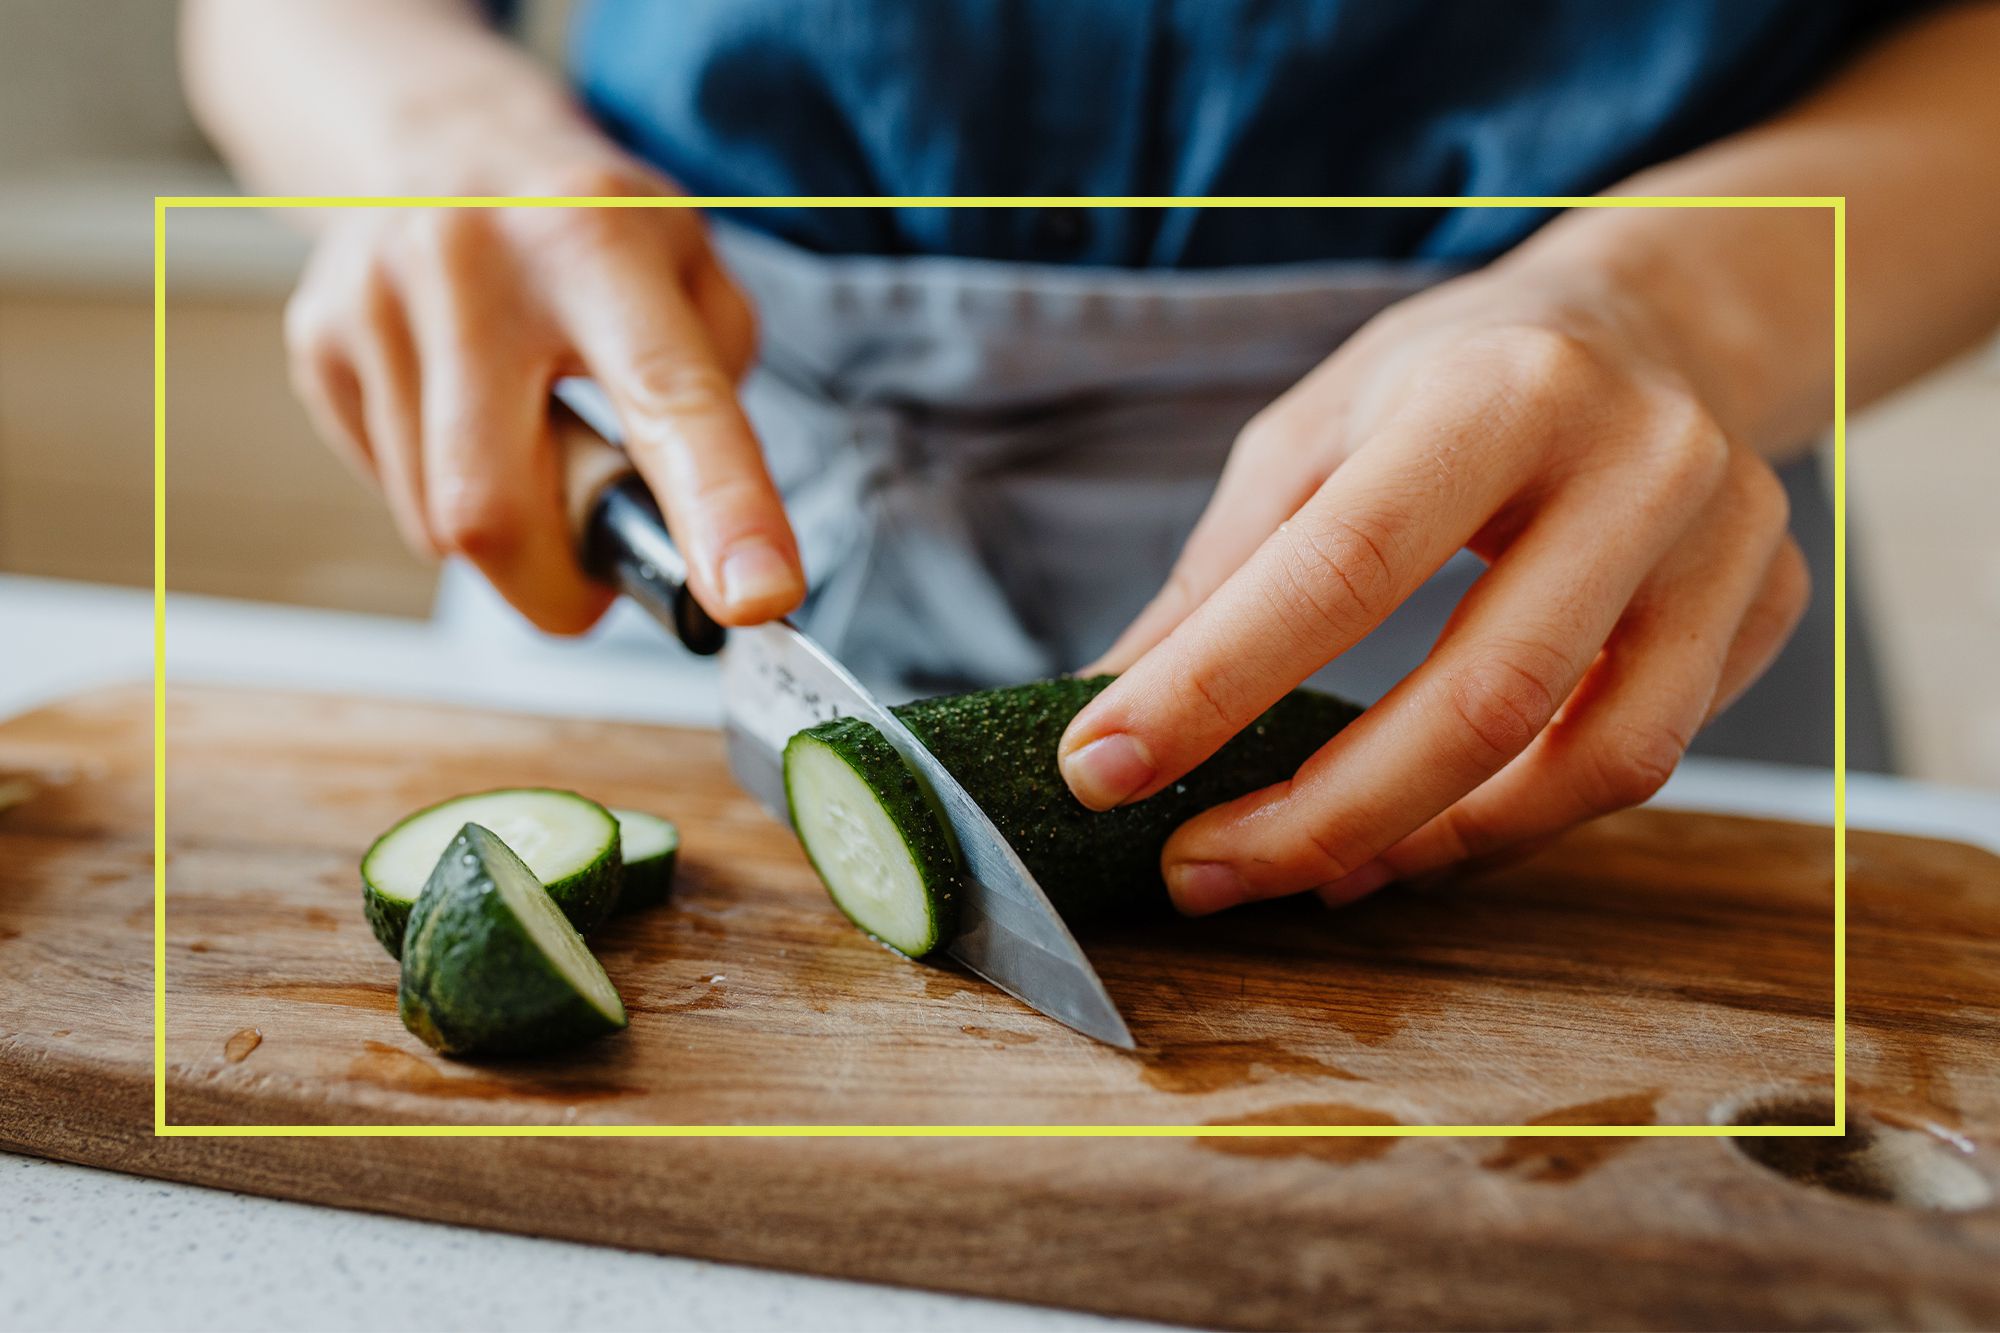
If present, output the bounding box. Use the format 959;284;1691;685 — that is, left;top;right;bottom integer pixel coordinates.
554;378;1135;1050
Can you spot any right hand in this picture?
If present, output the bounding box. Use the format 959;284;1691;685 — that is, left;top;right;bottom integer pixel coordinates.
283;157;803;633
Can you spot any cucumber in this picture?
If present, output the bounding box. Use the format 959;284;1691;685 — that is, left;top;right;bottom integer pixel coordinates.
785;718;958;956
610;808;679;911
398;822;628;1056
362;788;621;957
784;676;1363;955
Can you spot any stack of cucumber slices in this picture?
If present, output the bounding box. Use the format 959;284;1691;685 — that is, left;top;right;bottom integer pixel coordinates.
361;788;678;1057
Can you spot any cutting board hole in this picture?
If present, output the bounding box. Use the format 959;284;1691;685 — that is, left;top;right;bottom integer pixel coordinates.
1716;1091;1994;1212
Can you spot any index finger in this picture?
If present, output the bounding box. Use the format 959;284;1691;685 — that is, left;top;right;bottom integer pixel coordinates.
1160;445;1723;914
1057;403;1541;812
551;238;803;626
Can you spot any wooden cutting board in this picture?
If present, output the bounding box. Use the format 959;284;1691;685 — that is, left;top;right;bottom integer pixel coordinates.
2;684;1997;1329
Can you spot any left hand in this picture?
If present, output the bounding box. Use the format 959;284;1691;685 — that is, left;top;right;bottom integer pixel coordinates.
1057;249;1809;915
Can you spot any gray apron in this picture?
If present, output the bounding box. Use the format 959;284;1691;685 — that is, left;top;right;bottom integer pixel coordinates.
437;223;1889;771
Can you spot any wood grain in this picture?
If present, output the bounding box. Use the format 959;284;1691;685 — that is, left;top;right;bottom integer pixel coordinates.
2;684;1997;1329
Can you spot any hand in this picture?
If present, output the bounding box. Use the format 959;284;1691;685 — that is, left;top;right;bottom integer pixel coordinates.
1058;251;1809;914
283;157;803;633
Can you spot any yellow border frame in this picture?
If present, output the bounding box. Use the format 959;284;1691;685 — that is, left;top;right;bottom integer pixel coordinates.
153;195;1846;1139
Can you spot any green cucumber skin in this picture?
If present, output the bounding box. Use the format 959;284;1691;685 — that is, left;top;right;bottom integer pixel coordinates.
397;824;627;1057
887;675;1363;927
541;853;623;937
784;719;959;956
610;811;679;913
365;892;413;959
361;788;622;958
614;848;676;912
365;855;619;959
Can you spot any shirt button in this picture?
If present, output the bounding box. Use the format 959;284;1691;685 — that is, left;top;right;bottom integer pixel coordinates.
1033;207;1090;256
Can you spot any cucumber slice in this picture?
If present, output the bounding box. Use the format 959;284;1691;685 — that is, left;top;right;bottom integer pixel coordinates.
785;677;1364;955
362;788;621;957
783;719;958;958
398;822;627;1056
610;808;679;912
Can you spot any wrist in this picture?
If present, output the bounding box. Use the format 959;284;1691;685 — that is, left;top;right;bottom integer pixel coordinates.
377;94;628;197
1502;206;1835;457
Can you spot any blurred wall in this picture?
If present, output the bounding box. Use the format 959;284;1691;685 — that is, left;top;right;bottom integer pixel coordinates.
0;2;1993;787
0;0;208;171
0;0;464;616
1847;348;2000;789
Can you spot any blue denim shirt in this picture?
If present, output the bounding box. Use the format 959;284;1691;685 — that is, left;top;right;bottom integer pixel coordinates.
560;1;1921;265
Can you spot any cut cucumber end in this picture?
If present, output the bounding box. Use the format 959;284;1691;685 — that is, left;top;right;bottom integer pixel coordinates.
610;808;680;913
484;829;627;1029
362;788;621;956
398;823;627;1057
787;677;1366;955
784;724;956;958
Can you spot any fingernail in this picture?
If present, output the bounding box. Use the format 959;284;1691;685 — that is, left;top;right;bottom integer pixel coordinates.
718;538;797;610
1061;733;1156;811
1167;861;1247;916
1315;860;1394;908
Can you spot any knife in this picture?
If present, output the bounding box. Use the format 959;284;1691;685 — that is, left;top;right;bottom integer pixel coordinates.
552;377;1135;1050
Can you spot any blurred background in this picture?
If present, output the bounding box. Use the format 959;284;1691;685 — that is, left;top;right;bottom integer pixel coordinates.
1;0;1994;785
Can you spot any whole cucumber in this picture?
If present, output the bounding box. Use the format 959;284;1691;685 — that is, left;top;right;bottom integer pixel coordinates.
786;675;1363;954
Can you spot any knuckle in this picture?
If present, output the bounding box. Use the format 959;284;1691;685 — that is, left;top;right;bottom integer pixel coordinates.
1277;509;1402;640
283;328;339;394
429;483;522;558
1159;564;1205;617
1436;802;1496;862
1448;642;1565;764
1742;539;1812;647
285;348;336;405
1643;401;1730;495
1770;537;1810;612
531;173;662;250
622;358;736;423
545;199;629;250
1181;668;1237;730
1144;650;1244;738
1733;456;1792;533
1485;323;1600;399
1580;722;1689;811
708;282;758;376
281;314;349;405
281;287;332;355
351;258;402;326
1304;821;1368;882
683;471;776;524
1232;406;1300;461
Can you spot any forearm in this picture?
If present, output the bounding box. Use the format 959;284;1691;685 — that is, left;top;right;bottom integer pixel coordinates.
1508;1;2000;458
180;0;611;207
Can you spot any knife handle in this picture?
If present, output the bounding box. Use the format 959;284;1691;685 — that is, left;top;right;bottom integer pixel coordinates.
554;381;726;657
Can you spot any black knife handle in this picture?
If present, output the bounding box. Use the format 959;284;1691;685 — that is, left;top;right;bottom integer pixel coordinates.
584;476;727;656
554;383;726;657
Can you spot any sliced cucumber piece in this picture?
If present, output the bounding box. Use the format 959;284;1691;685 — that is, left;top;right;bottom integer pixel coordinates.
362;788;621;957
398;822;627;1056
610;808;679;912
783;719;957;958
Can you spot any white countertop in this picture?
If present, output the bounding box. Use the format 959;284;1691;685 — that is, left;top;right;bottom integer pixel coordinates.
5;572;1995;1333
